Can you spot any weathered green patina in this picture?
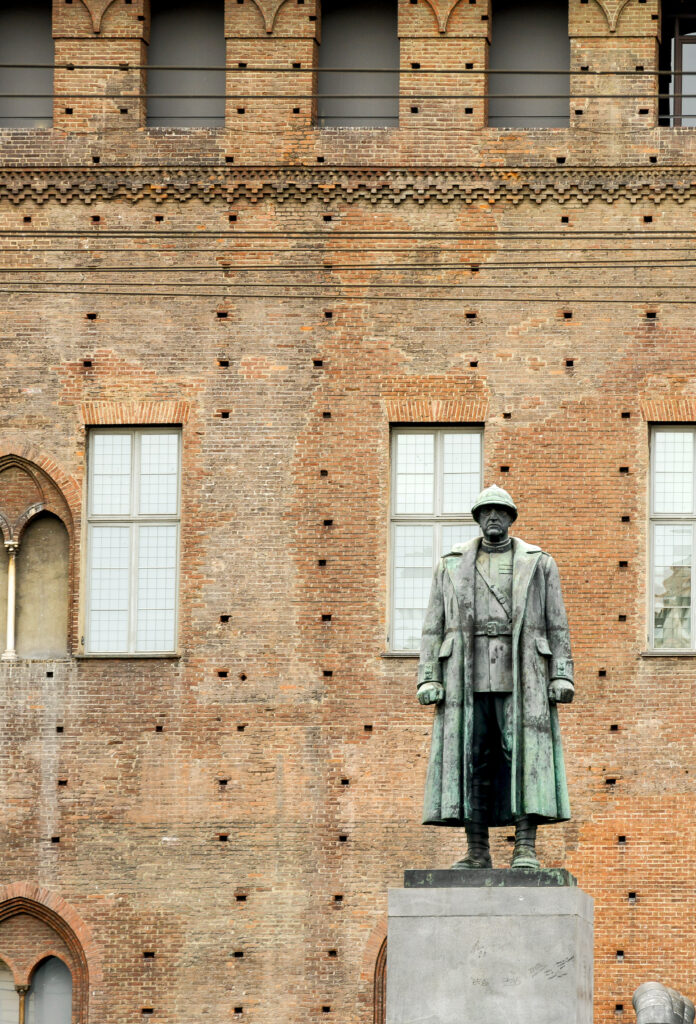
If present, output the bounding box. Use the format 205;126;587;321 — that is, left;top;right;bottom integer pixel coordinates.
416;486;574;863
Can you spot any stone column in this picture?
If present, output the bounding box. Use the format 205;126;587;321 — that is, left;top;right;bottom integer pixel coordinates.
2;541;18;661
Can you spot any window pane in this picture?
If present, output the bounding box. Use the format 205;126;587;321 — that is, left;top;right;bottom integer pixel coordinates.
653;430;694;514
26;957;72;1024
0;961;19;1024
91;434;132;515
136;526;177;652
681;43;696;126
88;526;130;653
393;525;433;650
653;524;692;649
442;433;481;514
441;522;479;555
139;433;179;515
395;433;434;515
0;1;53;128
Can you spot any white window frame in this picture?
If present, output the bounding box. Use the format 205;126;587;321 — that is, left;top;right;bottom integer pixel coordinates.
649;424;696;651
388;426;482;653
84;427;181;656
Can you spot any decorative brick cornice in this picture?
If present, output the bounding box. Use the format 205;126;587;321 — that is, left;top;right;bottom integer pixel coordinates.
385;398;488;423
640;398;696;422
3;165;696;207
81;400;191;425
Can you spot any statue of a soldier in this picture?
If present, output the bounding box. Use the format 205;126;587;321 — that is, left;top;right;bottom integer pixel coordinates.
417;485;574;870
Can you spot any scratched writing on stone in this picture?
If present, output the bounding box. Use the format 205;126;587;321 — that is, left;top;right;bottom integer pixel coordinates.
529;955;575;981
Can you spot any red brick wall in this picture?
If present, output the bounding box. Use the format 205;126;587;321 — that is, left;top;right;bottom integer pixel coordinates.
0;1;694;1022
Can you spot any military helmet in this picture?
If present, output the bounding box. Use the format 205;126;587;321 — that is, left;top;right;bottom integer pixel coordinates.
471;484;518;523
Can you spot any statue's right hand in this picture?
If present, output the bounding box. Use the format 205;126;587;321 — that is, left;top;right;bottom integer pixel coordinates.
418;682;444;706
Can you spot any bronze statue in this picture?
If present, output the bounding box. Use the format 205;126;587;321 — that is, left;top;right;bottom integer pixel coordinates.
417;485;574;869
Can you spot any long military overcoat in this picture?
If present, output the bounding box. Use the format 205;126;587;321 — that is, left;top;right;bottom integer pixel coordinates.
418;535;573;827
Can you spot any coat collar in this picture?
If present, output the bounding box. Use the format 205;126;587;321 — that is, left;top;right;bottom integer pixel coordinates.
445;536;542;637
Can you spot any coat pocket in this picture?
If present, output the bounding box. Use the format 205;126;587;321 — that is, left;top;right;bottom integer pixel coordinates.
439;636;454;659
535;636;552;657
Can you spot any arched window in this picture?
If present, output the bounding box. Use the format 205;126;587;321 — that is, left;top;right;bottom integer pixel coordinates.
0;960;19;1024
0;1;53;128
15;514;69;659
0;456;73;660
488;0;570;128
147;0;226;127
318;0;399;127
26;958;72;1024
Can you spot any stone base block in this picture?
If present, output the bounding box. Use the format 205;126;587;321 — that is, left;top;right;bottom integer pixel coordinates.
386;878;593;1024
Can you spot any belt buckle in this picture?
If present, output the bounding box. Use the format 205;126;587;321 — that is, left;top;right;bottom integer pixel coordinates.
485;622;497;636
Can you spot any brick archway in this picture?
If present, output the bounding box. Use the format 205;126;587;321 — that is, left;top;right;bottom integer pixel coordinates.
0;884;96;1023
374;937;387;1024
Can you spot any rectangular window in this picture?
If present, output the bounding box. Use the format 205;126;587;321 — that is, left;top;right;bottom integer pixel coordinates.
650;426;696;650
147;0;225;128
318;0;399;128
0;0;53;128
85;429;181;655
661;13;696;127
389;427;482;652
488;0;569;128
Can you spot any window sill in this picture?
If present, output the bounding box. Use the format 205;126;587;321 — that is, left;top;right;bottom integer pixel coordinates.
381;651;419;659
640;650;696;658
75;653;181;660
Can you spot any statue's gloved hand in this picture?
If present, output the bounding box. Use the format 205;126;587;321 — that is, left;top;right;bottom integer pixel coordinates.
548;679;574;704
417;682;444;706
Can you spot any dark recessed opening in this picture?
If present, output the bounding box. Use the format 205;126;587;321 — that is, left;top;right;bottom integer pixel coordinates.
643;215;653;223
563;312;573;320
646;310;657;320
322;614;332;622
220;614;230;622
56;726;64;733
293;107;300;114
561;216;569;223
556;156;566;165
229;214;237;222
333;894;343;902
619;467;629;474
317;156;325;163
411;106;419;114
323;411;331;419
328;949;338;957
323;670;333;677
320;469;328;477
219;779;228;788
341;779;349;786
86;313;98;320
226;156;234;164
618;614;627;622
323;215;332;222
503;412;512;419
610;724;619;732
218;359;230;367
649;155;657;163
236;893;247;901
155;725;163;732
83;359;92;367
621;515;630;523
318;559;327;567
598;669;607;677
605;778;617;786
143;952;155;960
92;156;100;164
218;670;228;678
220;411;230;419
237;724;246;732
628;892;637;903
566;359;574;367
323;519;333;526
233;951;244;958
51;836;60;844
465;311;477;320
217;311;229;319
619;560;628;568
23;216;31;223
218;833;229;842
46;671;54;678
324;311;333;319
470;360;478;368
339;835;347;842
621;411;631;418
58;779;67;787
155;215;164;222
364;724;373;733
500;466;510;473
313;359;323;368
618;836;626;844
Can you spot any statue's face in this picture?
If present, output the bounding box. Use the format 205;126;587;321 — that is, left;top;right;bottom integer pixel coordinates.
477;505;513;543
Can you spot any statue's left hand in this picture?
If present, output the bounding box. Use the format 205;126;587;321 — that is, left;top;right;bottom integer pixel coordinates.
417;682;444;706
548;679;574;704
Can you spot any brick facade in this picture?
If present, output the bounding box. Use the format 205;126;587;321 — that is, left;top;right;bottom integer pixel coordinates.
0;0;695;1021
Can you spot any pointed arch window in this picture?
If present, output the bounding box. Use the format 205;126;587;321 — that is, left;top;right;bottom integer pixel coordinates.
26;958;72;1024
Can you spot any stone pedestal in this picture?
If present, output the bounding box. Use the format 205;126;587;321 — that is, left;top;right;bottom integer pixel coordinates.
386;870;593;1024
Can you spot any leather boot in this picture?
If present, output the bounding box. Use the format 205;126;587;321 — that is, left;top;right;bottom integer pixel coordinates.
452;821;492;869
511;815;540;869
